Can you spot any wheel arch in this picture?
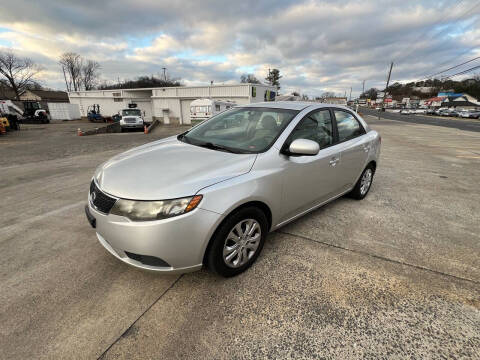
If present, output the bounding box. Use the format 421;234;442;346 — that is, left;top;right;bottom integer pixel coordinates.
202;200;273;265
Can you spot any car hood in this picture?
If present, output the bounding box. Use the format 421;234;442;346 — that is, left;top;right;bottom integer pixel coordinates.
94;137;257;200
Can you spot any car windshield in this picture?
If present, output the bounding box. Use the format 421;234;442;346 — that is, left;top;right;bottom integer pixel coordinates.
180;107;299;153
122;109;141;116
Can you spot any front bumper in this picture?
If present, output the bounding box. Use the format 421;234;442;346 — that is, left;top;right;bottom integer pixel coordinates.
86;200;223;273
120;123;144;128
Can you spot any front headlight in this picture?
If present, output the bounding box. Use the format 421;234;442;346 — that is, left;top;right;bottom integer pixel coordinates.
110;195;202;221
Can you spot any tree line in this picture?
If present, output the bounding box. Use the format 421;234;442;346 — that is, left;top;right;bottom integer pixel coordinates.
1;48;286;97
361;77;480;100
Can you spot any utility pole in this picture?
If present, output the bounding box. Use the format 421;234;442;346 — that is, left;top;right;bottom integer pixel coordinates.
61;66;70;92
383;62;393;106
349;87;352;101
380;62;394;119
362;80;365;95
162;67;167;81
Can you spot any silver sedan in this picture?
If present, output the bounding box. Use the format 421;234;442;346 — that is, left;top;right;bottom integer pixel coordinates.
85;102;381;277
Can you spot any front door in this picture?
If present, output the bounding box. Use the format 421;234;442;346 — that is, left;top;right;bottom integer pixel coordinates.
279;108;343;222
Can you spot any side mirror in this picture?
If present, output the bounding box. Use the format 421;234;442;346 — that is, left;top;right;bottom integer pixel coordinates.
287;139;319;156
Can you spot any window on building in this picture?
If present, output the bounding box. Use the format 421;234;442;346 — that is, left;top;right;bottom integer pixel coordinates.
215;105;220;111
112;92;121;97
114;98;123;102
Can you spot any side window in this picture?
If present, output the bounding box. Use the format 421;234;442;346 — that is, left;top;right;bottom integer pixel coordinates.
288;109;333;149
334;110;364;142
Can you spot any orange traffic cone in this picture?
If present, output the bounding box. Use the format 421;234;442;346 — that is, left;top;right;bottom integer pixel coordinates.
144;125;148;134
77;128;83;136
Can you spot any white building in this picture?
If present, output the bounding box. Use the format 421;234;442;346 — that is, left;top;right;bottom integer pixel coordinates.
68;84;276;125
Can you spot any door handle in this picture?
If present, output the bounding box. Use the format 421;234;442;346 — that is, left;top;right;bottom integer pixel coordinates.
329;157;339;166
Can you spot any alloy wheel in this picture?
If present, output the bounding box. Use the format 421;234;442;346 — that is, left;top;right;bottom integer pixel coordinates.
360;168;373;195
223;219;261;268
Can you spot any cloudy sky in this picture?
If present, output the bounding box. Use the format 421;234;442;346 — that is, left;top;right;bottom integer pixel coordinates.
0;0;479;97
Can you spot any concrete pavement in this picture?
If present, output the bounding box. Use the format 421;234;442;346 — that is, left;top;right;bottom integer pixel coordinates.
1;117;479;359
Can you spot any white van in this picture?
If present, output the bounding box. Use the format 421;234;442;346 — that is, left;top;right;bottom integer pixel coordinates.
190;99;236;121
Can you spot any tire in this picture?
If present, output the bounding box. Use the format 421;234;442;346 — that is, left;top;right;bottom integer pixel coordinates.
349;164;375;200
206;206;268;277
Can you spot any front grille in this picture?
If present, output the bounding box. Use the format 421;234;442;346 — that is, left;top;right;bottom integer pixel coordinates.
90;180;117;214
124;117;137;123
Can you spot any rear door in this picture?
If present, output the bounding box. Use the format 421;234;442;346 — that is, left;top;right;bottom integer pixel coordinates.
332;109;370;190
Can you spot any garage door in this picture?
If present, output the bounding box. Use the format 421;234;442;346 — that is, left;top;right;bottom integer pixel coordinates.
180;99;192;125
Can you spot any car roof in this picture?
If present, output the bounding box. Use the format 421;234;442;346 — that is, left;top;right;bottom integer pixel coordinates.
240;101;352;112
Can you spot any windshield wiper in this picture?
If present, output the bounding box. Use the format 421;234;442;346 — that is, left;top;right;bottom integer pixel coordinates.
196;142;238;153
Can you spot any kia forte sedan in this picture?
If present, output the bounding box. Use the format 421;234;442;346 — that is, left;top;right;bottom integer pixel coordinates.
85;102;381;277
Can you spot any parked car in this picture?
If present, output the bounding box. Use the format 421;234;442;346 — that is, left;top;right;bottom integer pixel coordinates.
426;108;436;115
85;102;381;277
459;109;480;119
400;109;413;115
440;109;458;117
415;108;427;114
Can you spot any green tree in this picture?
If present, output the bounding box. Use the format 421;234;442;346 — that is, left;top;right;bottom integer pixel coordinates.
265;69;282;90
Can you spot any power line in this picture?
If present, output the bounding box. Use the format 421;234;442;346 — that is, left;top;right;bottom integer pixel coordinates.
424;56;480;79
442;64;480;79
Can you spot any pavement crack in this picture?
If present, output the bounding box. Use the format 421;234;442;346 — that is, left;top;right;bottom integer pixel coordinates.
97;274;184;360
278;230;479;285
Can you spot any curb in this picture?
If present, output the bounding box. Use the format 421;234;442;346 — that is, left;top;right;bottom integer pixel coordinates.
145;119;160;134
78;122;121;136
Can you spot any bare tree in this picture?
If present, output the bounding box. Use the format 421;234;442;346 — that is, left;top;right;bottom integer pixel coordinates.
240;74;261;84
321;91;335;98
0;51;41;100
59;52;82;91
82;60;101;90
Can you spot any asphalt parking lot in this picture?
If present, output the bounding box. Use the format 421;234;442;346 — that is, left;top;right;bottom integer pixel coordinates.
1;116;479;359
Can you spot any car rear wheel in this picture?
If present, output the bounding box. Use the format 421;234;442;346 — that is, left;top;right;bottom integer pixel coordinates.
206;207;268;277
349;164;375;200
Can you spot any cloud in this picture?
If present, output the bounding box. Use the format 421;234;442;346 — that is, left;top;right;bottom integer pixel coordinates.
0;0;479;96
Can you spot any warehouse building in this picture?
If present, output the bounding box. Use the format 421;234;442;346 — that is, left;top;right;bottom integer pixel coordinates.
68;83;276;125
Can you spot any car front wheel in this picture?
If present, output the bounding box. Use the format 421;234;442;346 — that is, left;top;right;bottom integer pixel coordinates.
206;207;268;277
